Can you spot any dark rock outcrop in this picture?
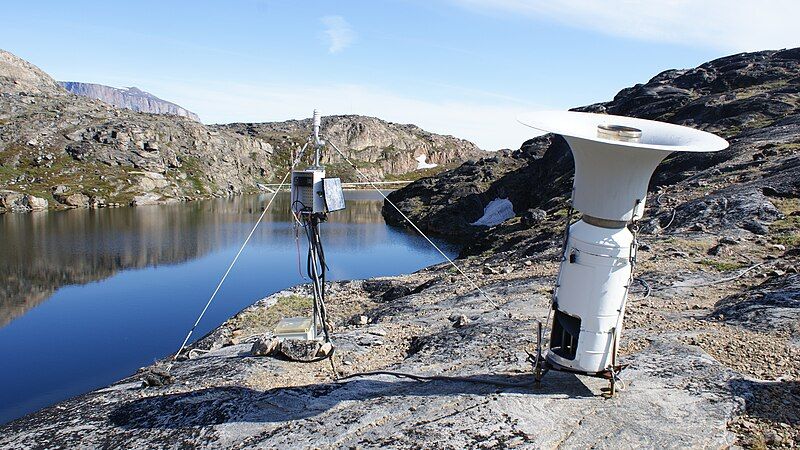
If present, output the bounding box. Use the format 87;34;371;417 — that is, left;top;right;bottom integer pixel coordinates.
711;273;800;338
383;49;800;255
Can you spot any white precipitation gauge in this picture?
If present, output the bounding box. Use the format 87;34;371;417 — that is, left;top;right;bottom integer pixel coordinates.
518;111;728;374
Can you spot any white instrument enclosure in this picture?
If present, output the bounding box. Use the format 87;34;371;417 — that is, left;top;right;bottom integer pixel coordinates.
291;169;326;215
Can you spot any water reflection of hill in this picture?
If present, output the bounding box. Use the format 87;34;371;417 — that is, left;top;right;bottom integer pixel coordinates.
0;192;391;328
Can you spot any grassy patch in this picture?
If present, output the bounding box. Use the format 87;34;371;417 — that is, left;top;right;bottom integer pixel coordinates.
179;155;213;193
0;143;25;167
231;294;313;334
772;233;800;246
733;80;789;100
770;198;799;247
698;259;747;272
384;165;450;182
0;144;136;204
322;162;358;182
662;237;716;253
774;143;800;153
772;197;799;216
721;116;777;138
0;163;22;182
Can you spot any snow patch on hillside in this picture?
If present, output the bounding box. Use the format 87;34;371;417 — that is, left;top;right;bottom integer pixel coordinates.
471;198;514;227
415;155;438;170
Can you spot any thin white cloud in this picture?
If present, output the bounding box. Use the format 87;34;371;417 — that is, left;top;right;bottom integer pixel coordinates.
321;15;355;54
450;0;800;52
132;79;543;150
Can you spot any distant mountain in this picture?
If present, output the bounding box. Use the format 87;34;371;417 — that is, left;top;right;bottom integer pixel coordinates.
59;81;201;122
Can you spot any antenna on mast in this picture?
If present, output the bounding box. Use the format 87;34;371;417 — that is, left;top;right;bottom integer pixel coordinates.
312;109;324;168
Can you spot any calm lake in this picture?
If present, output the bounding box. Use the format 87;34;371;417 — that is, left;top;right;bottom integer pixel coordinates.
0;191;458;425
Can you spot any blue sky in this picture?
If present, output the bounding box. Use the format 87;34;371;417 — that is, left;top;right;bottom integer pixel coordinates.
2;0;798;149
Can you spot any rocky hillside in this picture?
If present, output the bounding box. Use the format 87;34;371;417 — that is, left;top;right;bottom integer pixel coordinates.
218;117;483;182
0;49;483;213
60;82;201;122
384;48;800;248
0;49;279;211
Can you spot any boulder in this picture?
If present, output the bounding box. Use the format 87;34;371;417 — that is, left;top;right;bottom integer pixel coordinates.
1;191;27;211
139;365;174;387
131;193;161;206
522;208;547;227
90;196;107;208
351;315;369;326
23;195;48;210
317;342;334;357
707;244;728;256
362;279;395;295
138;177;156;192
278;339;322;362
741;219;769;235
64;130;84;142
138;172;169;191
250;335;280;357
60;193;90;208
449;314;471;328
381;285;412;302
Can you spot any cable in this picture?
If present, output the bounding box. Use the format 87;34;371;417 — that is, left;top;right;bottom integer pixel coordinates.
294;229;306;280
662;209;677;230
172;170;293;361
633;277;651;300
301;214;332;343
313;221;332;341
336;370;537;388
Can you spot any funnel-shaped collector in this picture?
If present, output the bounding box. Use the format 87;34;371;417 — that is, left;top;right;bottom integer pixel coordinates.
518;111;729;221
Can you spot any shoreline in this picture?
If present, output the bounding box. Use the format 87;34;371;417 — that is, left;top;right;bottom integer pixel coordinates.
0;186;404;214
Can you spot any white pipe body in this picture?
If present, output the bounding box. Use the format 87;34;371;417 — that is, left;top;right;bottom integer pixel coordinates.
547;220;633;373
